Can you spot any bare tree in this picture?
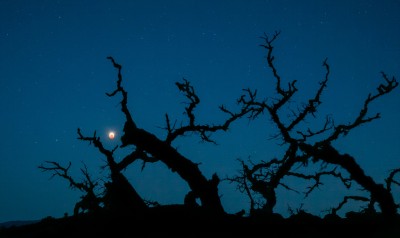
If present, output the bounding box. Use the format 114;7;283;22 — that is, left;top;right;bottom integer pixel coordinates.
38;32;398;223
76;128;147;213
38;161;101;215
39;55;252;217
75;56;252;214
228;31;398;220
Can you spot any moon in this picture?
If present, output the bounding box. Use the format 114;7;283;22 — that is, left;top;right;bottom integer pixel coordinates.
108;131;115;140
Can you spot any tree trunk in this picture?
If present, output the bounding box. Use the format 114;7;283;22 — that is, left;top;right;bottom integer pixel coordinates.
121;122;225;213
103;171;148;214
252;145;297;213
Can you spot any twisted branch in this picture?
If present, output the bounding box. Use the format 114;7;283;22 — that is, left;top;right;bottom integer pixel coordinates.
164;79;254;144
38;161;97;192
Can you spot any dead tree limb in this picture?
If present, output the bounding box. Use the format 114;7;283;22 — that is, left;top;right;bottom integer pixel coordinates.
330;195;370;215
77;128;147;213
386;168;400;193
165;78;254;144
38;161;95;192
38;161;101;215
105;56;251;213
230;32;398;220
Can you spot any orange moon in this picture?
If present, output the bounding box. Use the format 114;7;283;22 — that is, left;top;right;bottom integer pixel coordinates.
108;131;115;140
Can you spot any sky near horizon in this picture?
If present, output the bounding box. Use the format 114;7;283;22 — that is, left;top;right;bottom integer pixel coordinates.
1;0;400;222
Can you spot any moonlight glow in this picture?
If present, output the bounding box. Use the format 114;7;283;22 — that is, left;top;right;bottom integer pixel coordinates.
108;131;115;140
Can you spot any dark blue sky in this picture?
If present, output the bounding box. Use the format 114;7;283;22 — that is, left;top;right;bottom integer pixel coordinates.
1;0;399;222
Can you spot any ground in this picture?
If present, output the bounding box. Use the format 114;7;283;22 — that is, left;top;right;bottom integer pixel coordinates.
1;206;399;238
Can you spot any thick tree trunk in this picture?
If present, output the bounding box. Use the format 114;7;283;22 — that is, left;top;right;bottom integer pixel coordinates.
262;187;276;214
121;122;225;213
300;143;397;220
103;171;147;213
251;145;297;214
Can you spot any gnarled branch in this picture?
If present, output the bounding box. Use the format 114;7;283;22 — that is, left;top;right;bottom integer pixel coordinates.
164;79;254;144
77;128;118;172
38;161;97;192
318;72;398;145
330;195;370;215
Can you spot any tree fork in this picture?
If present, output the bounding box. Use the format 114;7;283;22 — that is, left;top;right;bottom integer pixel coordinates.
300;143;397;220
107;57;225;214
121;125;225;213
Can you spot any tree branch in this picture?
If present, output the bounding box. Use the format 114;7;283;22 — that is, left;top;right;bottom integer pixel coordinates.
330;195;370;215
38;161;97;192
287;167;352;198
319;73;398;145
77;128;118;172
385;168;400;193
164;79;253;144
105;57;226;212
106;56;137;147
116;148;159;172
287;58;330;132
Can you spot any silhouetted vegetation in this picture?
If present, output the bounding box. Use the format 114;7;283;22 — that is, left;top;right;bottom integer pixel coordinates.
227;31;399;221
2;32;399;237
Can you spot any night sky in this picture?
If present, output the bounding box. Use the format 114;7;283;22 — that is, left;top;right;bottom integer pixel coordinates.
1;0;400;223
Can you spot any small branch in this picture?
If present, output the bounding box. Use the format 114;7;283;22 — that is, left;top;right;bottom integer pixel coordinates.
287;58;330;132
117;148;159;171
330;195;370;215
77;128;118;172
319;73;398;145
164;79;253;144
296;115;334;141
175;78;199;126
106;56;137;147
260;31;297;110
258;32;306;143
385;168;400;192
260;30;285;96
279;182;300;194
38;161;96;192
80;163;97;190
237;88;267;120
225;159;257;211
288;168;352;197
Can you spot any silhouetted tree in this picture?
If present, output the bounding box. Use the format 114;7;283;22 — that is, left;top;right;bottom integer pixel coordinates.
103;57;253;214
40;56;253;216
38;161;101;215
39;32;398;226
228;31;398;220
76;128;147;214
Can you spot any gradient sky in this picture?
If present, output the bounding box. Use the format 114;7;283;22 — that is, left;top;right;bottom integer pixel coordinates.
1;0;400;223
